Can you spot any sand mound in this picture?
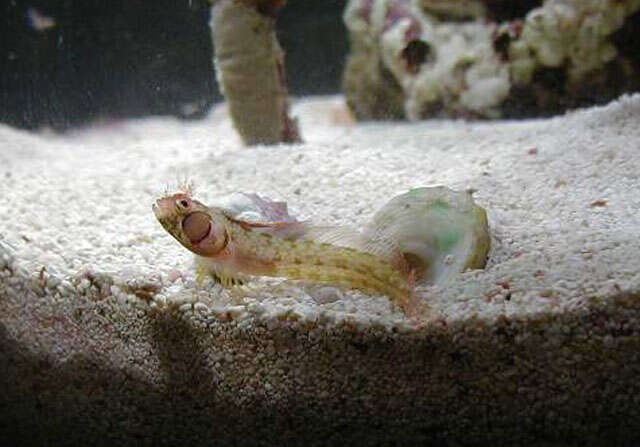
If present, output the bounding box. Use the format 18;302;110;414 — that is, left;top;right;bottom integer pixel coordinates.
1;95;639;445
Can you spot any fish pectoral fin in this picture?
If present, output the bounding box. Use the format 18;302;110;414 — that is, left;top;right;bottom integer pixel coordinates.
213;271;245;288
195;262;245;288
299;225;364;248
195;265;209;286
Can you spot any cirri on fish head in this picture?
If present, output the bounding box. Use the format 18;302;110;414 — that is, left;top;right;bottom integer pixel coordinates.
152;193;228;256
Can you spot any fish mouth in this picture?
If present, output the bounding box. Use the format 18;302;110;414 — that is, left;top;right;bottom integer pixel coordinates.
152;198;174;221
152;199;165;218
152;200;177;236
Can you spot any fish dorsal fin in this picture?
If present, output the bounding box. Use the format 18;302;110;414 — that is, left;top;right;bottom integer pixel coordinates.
298;225;364;249
239;193;297;222
222;209;310;239
357;232;411;275
210;192;299;224
233;220;298;231
238;219;308;238
300;225;406;273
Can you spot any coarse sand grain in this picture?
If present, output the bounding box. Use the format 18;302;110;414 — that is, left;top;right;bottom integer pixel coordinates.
1;95;640;445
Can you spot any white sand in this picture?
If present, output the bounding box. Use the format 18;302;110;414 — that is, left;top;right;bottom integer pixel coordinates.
1;95;640;443
2;95;639;327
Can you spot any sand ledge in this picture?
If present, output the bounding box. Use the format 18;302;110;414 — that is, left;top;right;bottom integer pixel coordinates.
1;95;640;445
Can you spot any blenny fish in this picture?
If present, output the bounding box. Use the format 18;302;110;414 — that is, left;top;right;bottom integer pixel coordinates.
152;187;490;320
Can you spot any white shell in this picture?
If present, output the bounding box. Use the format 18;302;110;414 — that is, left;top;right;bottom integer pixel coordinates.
362;186;490;286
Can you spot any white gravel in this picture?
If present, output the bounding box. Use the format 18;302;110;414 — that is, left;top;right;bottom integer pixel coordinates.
1;94;640;330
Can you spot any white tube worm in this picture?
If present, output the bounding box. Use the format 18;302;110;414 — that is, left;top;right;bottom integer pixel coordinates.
211;0;301;145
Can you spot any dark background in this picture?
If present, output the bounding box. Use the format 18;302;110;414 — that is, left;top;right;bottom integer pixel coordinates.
3;1;639;130
0;0;347;130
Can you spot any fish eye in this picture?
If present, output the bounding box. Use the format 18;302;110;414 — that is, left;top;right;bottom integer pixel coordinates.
176;198;191;210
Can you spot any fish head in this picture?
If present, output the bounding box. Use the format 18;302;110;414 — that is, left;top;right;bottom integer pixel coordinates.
153;193;229;256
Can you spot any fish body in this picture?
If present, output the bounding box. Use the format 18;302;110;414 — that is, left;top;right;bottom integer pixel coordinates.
153;192;418;315
153;187;490;320
230;222;414;309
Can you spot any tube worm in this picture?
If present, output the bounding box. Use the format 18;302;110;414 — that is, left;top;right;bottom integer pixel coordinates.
211;0;301;145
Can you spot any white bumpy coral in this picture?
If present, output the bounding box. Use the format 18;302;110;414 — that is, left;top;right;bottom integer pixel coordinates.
343;0;640;119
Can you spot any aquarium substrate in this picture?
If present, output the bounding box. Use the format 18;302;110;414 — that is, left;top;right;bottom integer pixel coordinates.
1;95;640;445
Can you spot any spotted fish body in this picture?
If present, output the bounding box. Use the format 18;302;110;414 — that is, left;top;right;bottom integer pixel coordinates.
153;187;490;320
153;192;418;316
227;222;414;310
